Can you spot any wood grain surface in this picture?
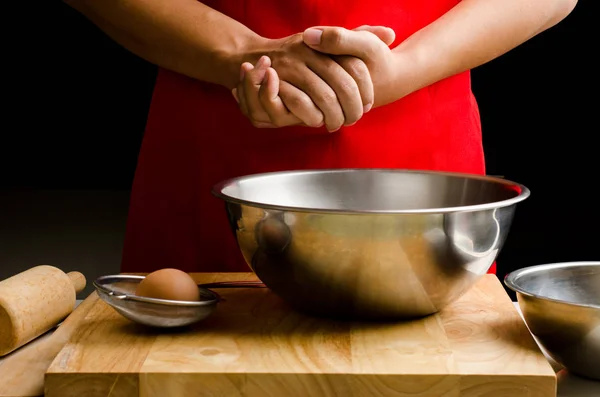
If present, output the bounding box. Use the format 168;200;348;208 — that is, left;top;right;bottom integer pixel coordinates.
44;273;556;397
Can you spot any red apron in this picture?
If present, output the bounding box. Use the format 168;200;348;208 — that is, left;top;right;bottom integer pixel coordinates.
120;0;495;274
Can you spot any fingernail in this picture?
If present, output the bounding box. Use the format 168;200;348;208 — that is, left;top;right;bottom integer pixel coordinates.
256;56;266;68
304;28;323;45
240;67;246;80
364;103;372;113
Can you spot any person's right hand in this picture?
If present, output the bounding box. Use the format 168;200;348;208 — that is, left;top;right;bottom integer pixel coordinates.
233;26;395;132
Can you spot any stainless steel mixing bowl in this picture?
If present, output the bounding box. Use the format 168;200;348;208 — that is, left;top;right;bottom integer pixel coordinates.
505;262;600;380
212;169;530;320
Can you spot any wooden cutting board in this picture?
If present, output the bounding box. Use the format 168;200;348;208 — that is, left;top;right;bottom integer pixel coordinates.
44;273;556;397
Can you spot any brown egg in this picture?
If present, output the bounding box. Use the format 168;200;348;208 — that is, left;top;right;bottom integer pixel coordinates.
135;268;201;301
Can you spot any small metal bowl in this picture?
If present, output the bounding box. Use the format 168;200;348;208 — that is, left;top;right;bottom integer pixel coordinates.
505;262;600;380
93;275;220;328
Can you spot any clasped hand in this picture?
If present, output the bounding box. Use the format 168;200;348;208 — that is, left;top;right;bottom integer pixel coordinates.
232;26;397;132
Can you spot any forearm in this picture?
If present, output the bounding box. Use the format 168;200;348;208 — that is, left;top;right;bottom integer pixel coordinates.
391;0;578;97
63;0;263;89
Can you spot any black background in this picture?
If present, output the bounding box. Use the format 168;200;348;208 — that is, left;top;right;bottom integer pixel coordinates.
3;1;597;294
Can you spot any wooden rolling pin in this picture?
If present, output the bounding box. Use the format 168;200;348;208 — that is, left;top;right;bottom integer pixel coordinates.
0;265;86;357
0;292;97;397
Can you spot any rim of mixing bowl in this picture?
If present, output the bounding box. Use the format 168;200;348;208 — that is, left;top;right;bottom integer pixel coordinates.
93;274;220;307
211;168;530;214
504;262;600;309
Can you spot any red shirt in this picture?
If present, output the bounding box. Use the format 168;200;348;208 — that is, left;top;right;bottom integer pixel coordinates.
120;0;495;274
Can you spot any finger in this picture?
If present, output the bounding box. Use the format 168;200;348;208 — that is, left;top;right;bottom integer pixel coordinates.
305;55;363;126
237;84;249;117
239;75;275;128
243;56;272;123
279;80;325;128
303;25;396;47
236;65;252;117
334;55;374;113
236;62;251;111
253;121;277;128
261;69;323;127
240;62;248;80
258;68;306;127
287;67;346;131
303;27;386;61
353;25;396;46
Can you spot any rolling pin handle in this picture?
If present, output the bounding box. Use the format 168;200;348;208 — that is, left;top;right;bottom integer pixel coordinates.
67;271;87;294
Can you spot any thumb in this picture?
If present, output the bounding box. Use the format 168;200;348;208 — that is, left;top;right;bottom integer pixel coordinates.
303;26;392;59
353;25;396;46
243;55;272;86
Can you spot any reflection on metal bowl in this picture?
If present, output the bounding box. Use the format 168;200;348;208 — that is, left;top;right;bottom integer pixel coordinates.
505;262;600;381
213;169;530;320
